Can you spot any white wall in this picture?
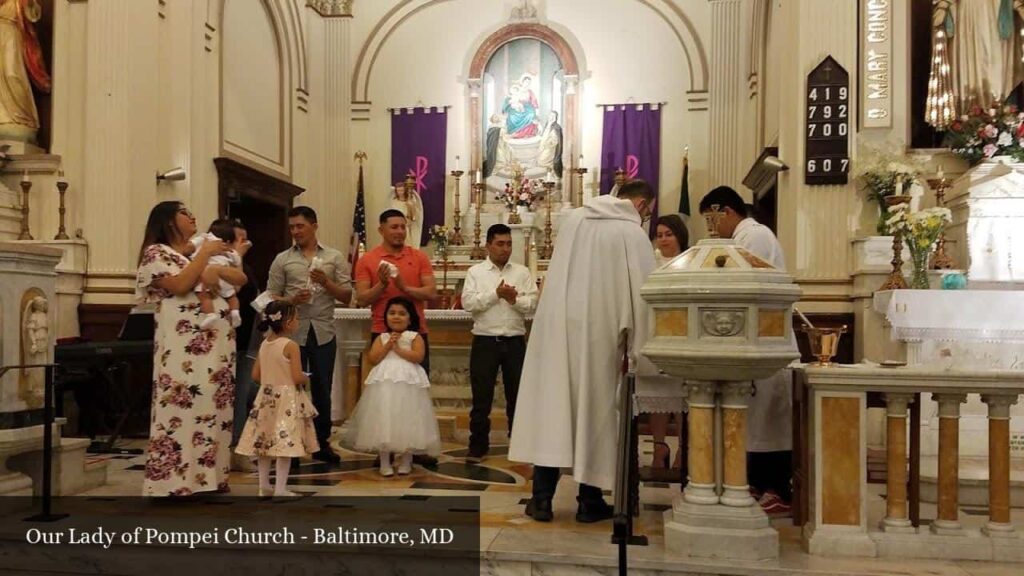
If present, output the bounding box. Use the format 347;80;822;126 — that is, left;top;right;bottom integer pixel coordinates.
43;0;319;306
348;0;711;242
222;0;287;176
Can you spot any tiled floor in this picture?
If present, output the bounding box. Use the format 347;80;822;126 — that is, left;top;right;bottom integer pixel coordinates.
75;435;1024;575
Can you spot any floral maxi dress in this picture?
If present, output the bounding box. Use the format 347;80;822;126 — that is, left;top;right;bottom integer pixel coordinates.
136;244;236;496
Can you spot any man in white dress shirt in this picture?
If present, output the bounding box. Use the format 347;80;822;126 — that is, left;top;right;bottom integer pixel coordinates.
461;224;538;463
700;186;792;515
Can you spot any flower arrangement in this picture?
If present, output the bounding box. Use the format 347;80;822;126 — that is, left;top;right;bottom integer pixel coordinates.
944;104;1024;165
886;204;953;289
855;143;929;235
429;224;452;260
494;163;544;212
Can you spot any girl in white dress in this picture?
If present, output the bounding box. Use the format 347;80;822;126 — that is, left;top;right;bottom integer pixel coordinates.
235;301;319;496
344;297;441;476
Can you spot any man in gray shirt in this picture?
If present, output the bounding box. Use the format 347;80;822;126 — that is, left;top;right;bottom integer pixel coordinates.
267;206;352;464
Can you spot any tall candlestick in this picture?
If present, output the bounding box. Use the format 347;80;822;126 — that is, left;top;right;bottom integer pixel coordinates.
54;171;70;240
18;178;33;240
450;168;465;245
470;182;485;259
540;181;555;259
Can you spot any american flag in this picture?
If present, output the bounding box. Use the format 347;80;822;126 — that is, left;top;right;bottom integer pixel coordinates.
348;160;368;270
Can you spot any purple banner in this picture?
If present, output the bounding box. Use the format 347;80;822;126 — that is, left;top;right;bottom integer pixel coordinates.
599;104;662;237
391;107;448;247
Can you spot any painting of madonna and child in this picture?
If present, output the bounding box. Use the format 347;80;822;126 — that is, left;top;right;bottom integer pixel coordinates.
482;38;565;202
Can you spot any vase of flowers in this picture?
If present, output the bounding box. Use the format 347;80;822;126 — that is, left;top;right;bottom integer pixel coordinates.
887;205;953;289
495;163;543;225
429;224;454;308
944;103;1024;165
855;144;928;235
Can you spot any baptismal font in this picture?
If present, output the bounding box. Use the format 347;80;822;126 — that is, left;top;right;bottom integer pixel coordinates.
639;205;802;560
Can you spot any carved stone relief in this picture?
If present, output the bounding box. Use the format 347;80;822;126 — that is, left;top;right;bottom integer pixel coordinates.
699;308;746;338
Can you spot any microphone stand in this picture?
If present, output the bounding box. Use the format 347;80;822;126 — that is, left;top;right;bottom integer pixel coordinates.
612;353;647;576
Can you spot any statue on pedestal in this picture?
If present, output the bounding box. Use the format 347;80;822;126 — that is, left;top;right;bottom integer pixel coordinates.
390;180;424;247
19;294;47;407
0;0;50;144
933;0;1024;113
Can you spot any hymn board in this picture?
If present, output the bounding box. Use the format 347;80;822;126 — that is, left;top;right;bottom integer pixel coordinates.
805;56;850;185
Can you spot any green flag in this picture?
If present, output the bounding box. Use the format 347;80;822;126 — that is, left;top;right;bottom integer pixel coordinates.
678;153;690;216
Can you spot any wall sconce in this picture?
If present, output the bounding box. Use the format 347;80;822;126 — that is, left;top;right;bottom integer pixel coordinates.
156;167;187;182
762;155;788;172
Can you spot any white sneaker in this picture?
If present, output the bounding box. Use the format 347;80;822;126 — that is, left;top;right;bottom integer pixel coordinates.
230;310;242;328
397;452;413;475
199;313;219;330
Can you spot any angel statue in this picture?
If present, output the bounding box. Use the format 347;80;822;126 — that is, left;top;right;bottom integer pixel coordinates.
0;0;51;143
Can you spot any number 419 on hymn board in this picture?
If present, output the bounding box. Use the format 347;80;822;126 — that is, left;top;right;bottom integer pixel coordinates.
805;56;850;186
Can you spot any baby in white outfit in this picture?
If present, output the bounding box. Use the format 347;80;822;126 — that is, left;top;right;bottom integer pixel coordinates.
189;220;246;330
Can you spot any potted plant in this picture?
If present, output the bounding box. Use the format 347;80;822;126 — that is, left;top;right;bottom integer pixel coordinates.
855;144;928;235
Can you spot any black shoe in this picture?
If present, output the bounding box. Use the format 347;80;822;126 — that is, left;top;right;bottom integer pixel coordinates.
525;498;553;522
312;448;341;464
575;498;614;523
465;449;487;464
413;454;438;467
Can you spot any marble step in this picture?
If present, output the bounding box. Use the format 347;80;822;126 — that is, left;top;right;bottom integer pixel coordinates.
8;437;108;496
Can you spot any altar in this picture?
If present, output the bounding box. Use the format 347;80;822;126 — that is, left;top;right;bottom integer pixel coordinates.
873;289;1024;507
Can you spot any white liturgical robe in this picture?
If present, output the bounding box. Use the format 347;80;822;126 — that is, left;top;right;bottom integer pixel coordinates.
508;195;664;490
733;217;793;452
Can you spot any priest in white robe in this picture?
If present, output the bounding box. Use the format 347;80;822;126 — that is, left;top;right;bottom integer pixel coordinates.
699;186;793;515
509;180;664;523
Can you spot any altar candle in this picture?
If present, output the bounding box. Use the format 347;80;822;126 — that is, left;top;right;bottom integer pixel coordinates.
455;155;460;171
895;180;903;196
578;154;584;167
57;170;67;186
22;170;29;183
937;165;944;180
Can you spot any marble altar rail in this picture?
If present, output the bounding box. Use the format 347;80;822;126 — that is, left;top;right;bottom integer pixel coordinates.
799;364;1024;562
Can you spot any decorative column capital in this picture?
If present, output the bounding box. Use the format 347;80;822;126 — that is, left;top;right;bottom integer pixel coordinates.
883;392;914;416
721;381;755;408
934;393;968;419
981;394;1020;420
308;0;352;18
685;381;717;407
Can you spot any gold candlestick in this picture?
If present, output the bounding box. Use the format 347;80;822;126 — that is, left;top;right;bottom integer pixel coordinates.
540;181;555;259
18;178;32;240
879;195;912;291
926;177;955;270
54;173;69;240
470;182;486;259
572;166;588;208
450;169;465;245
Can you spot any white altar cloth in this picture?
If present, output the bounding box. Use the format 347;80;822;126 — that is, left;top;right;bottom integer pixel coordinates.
875;289;1024;343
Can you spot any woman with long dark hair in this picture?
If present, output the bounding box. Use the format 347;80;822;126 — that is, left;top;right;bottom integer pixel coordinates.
135;201;246;496
647;213;689;471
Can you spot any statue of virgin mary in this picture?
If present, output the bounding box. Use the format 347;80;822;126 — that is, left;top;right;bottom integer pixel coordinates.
0;0;50;143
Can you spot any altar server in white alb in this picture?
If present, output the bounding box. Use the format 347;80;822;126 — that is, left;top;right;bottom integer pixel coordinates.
509;180;666;523
699;185;793;516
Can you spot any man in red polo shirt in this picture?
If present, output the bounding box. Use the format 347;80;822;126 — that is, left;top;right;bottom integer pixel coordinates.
355;209;437;372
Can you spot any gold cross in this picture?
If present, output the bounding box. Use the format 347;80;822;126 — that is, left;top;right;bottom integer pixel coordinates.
703;204;724;239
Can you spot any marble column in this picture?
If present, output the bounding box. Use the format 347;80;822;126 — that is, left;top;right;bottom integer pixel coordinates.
707;0;750;192
882;393;914;532
720;381;755;507
932;393;967;535
310;0;353;252
684;382;718;505
981;394;1019;538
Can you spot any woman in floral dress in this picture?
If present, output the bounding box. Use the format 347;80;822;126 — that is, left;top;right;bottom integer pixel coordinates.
135;201;246;496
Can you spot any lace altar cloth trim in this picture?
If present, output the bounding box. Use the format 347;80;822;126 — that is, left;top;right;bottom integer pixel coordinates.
882;290;1024;342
